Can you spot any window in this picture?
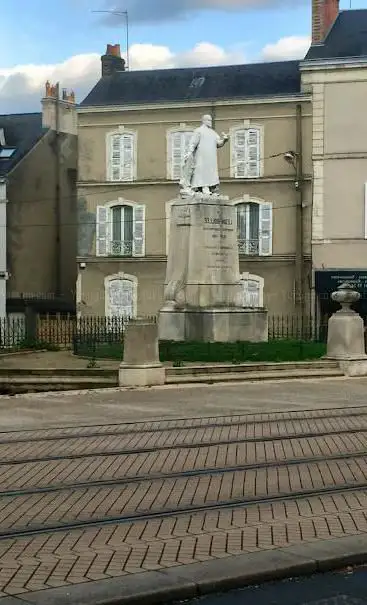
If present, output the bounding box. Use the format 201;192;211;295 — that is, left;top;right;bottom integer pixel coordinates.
105;273;137;319
189;76;205;89
167;128;194;180
106;129;136;182
96;200;145;257
240;273;264;308
231;126;262;179
236;200;272;256
0;148;16;159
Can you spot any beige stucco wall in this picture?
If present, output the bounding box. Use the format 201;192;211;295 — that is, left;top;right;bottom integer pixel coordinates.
324;81;367;154
323;158;366;240
77;96;312;317
79;258;305;318
302;64;367;272
78;179;310;259
78;101;312;183
7;131;77;305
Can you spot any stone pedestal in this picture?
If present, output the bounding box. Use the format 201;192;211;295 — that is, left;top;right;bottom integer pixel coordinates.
119;320;165;387
326;282;367;376
159;307;268;342
159;195;268;343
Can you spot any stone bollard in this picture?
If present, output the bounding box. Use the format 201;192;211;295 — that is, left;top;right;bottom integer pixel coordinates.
119;319;165;387
326;282;367;376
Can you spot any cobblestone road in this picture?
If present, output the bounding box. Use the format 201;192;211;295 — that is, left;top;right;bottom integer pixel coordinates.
0;401;366;599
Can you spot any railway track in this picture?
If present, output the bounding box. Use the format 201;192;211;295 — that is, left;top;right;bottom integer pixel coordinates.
0;455;366;538
0;417;366;464
0;405;366;443
0;406;366;548
0;432;366;492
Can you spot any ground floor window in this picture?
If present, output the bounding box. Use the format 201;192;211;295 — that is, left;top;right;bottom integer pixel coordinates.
240;273;264;308
104;273;137;319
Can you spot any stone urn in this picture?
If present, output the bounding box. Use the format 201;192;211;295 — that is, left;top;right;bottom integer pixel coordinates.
331;282;360;313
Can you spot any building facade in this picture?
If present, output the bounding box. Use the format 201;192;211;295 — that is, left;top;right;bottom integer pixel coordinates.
0;86;77;318
302;1;367;320
77;49;313;320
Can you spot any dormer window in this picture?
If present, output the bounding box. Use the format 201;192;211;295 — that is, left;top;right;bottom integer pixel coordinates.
0;148;16;159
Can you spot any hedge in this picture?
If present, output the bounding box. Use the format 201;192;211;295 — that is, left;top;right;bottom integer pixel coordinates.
75;339;326;363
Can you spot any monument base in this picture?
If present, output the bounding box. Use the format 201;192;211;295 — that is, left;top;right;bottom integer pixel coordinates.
119;363;165;387
159;307;268;343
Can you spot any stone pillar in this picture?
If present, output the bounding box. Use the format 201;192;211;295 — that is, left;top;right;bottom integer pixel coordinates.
119;319;165;387
326;282;367;376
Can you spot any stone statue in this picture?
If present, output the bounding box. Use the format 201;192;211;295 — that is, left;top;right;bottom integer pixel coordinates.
180;114;229;197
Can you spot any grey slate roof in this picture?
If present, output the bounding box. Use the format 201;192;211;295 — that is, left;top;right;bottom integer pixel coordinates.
80;60;301;107
0;113;47;177
305;9;367;61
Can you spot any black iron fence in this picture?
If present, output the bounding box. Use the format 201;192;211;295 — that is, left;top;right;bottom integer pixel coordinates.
268;314;328;342
0;313;329;352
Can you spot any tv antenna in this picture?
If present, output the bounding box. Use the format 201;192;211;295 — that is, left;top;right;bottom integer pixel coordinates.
92;10;130;69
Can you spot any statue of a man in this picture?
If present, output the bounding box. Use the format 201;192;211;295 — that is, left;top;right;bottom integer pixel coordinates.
180;114;229;197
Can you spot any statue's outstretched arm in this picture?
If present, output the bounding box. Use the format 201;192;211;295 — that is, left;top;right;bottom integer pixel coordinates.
216;132;229;148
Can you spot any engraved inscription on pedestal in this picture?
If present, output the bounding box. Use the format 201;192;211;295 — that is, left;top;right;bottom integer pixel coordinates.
163;199;243;309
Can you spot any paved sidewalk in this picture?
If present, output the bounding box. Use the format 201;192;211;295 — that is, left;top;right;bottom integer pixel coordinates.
0;376;366;431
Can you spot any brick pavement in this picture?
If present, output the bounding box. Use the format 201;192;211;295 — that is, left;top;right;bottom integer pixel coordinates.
0;491;366;595
0;408;366;599
0;432;366;492
0;415;365;463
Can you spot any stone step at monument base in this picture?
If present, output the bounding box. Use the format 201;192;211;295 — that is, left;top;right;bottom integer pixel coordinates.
159;307;268;343
166;367;344;384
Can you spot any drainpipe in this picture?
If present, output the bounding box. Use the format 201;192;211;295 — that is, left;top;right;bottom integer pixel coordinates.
295;104;305;319
0;179;7;320
210;101;216;130
55;82;61;299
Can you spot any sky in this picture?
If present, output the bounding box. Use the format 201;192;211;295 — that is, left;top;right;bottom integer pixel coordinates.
0;0;365;114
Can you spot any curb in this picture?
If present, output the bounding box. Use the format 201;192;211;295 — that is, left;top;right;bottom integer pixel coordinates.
5;534;367;604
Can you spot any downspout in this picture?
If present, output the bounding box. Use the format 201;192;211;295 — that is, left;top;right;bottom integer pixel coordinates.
55;83;61;298
295;103;305;319
0;179;7;319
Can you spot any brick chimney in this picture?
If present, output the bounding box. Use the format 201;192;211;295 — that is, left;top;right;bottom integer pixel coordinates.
312;0;339;44
101;44;126;76
41;82;77;135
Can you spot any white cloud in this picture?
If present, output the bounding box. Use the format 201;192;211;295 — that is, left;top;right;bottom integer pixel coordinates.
0;36;309;114
102;0;306;22
261;36;310;61
0;42;246;113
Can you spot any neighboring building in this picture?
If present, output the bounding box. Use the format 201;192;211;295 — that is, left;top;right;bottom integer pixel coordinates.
77;45;313;320
301;1;367;320
0;85;77;318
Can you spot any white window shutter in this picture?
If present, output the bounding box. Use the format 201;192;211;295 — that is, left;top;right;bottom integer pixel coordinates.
170;132;184;180
133;204;145;257
96;206;111;256
233;129;246;178
241;275;262;307
107;278;134;318
258;202;272;256
110;135;122;181
247;279;261;307
121;133;135;181
236;203;249;254
169;130;193;180
245;128;260;178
